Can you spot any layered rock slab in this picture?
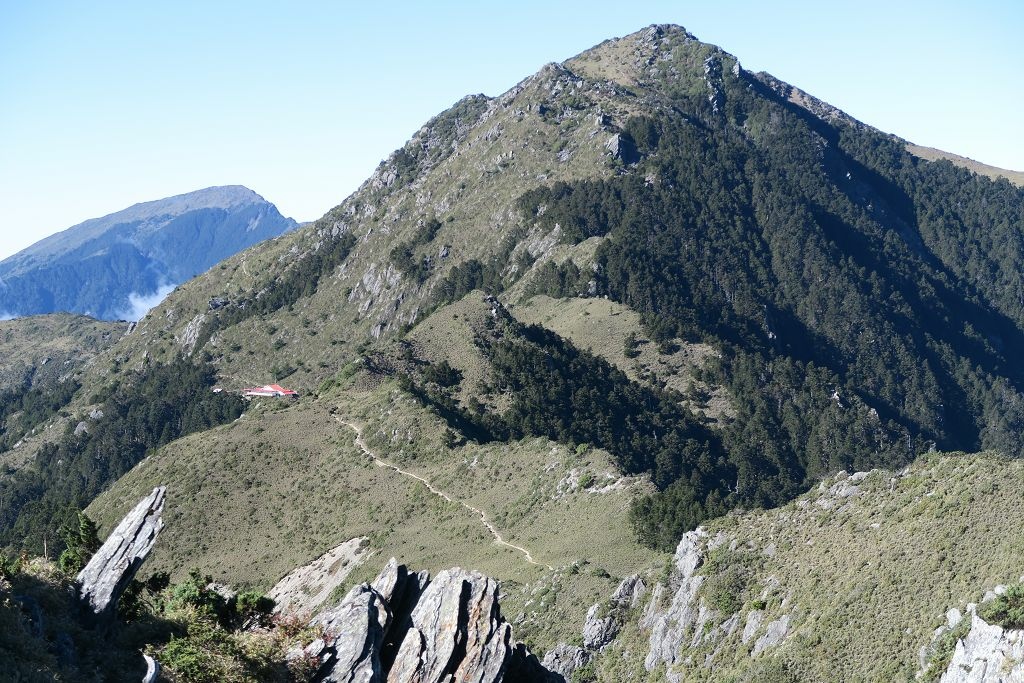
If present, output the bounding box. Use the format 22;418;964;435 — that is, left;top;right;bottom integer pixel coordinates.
76;486;165;618
302;558;551;683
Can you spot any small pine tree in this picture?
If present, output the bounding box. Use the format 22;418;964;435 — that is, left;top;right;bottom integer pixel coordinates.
58;511;101;575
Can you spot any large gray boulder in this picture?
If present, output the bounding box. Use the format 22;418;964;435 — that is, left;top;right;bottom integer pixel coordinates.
387;568;512;683
76;486;165;619
541;643;590;680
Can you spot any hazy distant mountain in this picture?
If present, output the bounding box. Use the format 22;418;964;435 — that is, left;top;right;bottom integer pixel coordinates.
0;185;298;320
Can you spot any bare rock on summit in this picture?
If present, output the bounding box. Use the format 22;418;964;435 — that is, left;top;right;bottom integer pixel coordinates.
76;486;165;619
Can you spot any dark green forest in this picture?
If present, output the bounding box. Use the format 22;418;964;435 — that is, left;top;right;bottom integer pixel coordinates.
431;65;1024;549
0;358;243;554
0;380;80;453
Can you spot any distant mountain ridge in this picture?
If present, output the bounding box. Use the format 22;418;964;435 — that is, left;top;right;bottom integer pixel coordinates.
0;185;298;320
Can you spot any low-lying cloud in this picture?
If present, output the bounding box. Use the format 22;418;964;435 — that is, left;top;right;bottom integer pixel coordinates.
116;283;176;321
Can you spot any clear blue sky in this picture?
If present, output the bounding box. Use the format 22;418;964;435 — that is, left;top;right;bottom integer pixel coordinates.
1;1;1021;261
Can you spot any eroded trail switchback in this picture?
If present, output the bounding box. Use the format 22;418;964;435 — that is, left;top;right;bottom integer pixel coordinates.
336;417;554;570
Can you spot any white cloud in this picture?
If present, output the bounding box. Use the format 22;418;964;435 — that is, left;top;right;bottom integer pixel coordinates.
0;311;15;321
116;283;176;321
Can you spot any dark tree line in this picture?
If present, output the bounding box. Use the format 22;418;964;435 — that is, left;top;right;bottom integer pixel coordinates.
473;72;1024;549
0;357;244;554
0;380;81;453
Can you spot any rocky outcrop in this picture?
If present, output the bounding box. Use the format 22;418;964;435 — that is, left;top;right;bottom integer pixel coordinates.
540;574;646;680
641;528;709;679
300;559;550;683
583;574;646;651
388;568;511;683
311;584;390;682
919;587;1024;683
752;614;790;656
541;644;590;680
76;486;165;619
142;654;160;683
938;612;1024;682
605;133;639;164
269;537;371;616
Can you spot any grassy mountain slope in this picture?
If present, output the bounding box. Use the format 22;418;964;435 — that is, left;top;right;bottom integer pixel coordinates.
4;24;1024;679
88;370;660;651
0;314;125;392
586;451;1024;682
0;315;125;475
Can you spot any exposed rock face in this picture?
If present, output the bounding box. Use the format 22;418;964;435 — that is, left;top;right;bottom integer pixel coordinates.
919;592;1024;683
605;133;639;164
541;574;646;680
752;614;790;656
938;612;1024;682
541;643;590;680
642;528;708;679
388;568;511;683
76;486;165;619
582;575;646;651
312;584;390;682
269;537;371;616
142;654;160;683
582;602;619;651
303;559;550;683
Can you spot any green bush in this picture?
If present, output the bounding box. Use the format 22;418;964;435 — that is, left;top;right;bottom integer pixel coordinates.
979;584;1024;629
57;511;100;575
702;548;749;614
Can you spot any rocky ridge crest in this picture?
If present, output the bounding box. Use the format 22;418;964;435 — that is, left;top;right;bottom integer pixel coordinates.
297;558;554;683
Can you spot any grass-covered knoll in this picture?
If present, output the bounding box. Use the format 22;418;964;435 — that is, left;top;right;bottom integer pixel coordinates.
402;292;735;550
402;292;498;409
511;295;731;422
89;377;661;651
589;451;1024;682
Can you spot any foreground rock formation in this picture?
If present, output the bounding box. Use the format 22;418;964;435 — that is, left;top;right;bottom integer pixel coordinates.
297;558;553;683
76;486;166;618
939;613;1024;682
269;536;371;616
918;584;1024;683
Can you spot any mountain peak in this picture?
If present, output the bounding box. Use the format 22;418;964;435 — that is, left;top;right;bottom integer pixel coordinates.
7;185;274;267
0;185;297;319
567;22;733;90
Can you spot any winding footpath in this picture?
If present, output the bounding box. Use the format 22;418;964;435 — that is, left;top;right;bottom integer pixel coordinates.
336;417;553;570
